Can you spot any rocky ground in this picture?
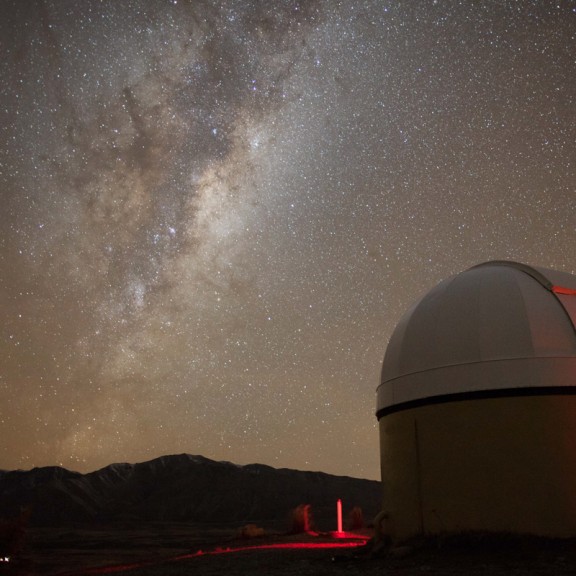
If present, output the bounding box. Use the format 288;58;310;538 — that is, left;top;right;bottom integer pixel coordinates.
5;524;576;575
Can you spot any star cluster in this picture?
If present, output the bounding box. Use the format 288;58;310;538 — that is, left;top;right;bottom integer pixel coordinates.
1;0;575;479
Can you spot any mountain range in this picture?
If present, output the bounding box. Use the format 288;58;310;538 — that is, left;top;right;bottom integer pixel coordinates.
0;454;381;530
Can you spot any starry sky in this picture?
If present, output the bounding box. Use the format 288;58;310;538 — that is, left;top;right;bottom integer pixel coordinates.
1;0;575;480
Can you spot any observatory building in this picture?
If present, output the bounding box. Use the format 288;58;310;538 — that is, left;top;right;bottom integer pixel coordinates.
376;261;576;539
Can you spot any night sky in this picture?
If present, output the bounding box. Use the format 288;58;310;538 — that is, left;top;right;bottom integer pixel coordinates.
1;1;575;480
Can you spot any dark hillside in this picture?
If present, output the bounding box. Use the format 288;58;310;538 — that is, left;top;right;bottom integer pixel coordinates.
0;454;381;529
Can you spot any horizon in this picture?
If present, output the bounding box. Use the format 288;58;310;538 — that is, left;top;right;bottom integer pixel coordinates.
1;451;382;482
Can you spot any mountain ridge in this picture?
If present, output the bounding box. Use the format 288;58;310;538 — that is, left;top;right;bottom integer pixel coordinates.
0;454;381;529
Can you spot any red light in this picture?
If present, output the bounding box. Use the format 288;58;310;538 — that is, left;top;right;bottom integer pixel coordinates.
58;537;370;575
336;499;343;533
552;286;576;296
175;538;369;559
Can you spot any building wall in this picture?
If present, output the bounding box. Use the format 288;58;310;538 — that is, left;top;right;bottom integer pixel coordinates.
379;395;576;539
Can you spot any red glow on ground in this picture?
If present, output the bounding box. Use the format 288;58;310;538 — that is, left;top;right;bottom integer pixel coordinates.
552;286;576;295
61;536;371;575
175;539;369;560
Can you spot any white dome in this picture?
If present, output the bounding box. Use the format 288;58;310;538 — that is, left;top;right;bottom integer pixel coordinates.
377;261;576;417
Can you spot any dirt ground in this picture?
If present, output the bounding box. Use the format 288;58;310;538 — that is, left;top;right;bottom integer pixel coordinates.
7;524;576;575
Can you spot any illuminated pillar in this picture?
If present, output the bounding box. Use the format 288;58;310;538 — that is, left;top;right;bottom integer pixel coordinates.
337;499;343;533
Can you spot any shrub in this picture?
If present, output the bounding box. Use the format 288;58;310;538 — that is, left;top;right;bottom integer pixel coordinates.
239;524;265;538
290;504;312;533
349;506;364;530
0;508;31;559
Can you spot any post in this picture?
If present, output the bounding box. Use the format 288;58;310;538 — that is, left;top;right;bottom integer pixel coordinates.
337;498;343;533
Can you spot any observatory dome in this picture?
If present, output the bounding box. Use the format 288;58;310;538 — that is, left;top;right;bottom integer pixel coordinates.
377;261;576;418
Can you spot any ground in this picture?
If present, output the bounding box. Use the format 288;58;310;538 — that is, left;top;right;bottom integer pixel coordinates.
5;524;576;575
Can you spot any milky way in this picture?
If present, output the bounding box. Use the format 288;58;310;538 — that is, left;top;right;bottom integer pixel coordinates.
1;0;575;479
